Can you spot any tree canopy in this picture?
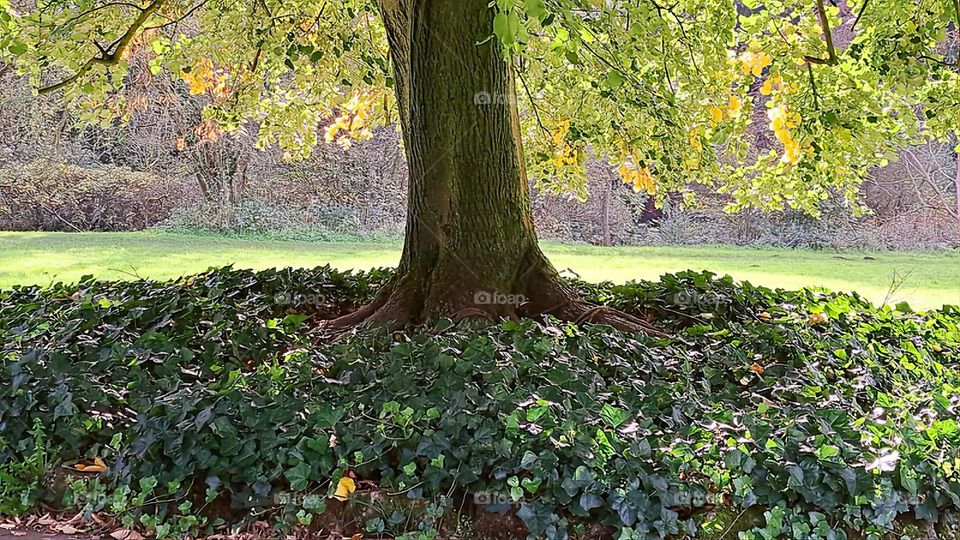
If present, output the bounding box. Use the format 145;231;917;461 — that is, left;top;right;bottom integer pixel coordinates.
3;0;957;215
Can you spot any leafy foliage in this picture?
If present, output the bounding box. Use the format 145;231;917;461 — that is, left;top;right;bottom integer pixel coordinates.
2;267;958;538
1;0;957;214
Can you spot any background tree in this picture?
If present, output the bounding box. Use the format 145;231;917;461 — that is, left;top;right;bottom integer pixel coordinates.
2;0;957;329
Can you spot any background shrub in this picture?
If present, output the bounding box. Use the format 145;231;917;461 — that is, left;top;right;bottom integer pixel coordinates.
0;161;188;231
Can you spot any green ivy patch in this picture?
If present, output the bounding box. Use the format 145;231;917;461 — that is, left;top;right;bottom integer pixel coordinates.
1;267;958;539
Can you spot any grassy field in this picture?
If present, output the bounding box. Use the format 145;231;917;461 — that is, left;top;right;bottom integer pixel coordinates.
1;231;957;310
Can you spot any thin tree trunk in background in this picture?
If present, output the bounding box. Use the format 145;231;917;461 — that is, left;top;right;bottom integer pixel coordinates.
601;177;612;246
954;21;959;224
955;148;960;224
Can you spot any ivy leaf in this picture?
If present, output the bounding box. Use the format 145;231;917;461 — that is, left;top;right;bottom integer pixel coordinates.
579;492;603;511
284;462;310;492
600;404;629;428
516;503;555;535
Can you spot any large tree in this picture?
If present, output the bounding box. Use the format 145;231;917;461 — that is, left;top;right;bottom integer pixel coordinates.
2;0;957;329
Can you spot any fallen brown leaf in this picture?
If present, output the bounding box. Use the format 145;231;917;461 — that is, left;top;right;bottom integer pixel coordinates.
111;529;144;540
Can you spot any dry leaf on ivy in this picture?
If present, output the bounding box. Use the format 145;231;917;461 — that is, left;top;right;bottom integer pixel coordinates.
333;476;356;501
69;457;107;473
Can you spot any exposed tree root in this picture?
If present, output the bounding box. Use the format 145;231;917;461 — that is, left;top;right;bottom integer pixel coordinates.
322;278;413;335
545;300;666;337
320;266;666;339
519;251;667;337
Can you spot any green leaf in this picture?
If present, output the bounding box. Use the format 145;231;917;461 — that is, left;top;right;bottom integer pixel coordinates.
523;0;547;20
604;71;626;90
284;461;311;491
493;11;510;44
7;41;26;55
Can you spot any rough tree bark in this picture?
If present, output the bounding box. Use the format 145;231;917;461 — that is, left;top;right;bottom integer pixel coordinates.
326;0;658;335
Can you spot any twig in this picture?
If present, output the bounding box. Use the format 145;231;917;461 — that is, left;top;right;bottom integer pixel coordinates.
881;268;913;307
516;67;550;138
807;63;820;109
804;0;838;66
718;506;750;539
39;205;83;231
145;0;209;30
850;0;869;33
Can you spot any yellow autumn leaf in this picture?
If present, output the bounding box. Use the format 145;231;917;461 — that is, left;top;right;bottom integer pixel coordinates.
183;59;214;95
324;92;377;147
551;119;570;147
618;157;655;194
72;457;107;473
707;105;724;125
760;79;774;96
749;363;765;374
333;476;356;501
781;139;803;165
727;95;742;116
687;127;703;151
773;127;791;144
211;75;232;99
739;50;772;78
324;116;349;143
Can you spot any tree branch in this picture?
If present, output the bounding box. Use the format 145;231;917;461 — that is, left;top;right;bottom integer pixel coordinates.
954;0;960;36
145;0;209;30
516;66;550;138
804;0;838;66
38;0;165;94
850;0;869;33
49;2;147;38
807;63;820;109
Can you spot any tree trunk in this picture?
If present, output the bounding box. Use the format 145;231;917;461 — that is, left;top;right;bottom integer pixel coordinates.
601;176;612;247
327;0;658;335
954;147;960;225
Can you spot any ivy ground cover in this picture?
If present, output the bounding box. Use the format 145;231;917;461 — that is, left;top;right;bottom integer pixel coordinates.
1;267;958;539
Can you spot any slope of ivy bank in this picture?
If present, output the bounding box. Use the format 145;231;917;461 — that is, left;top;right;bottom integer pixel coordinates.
1;267;958;540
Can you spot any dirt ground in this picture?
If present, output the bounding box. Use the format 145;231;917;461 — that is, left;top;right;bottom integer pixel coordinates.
0;531;89;540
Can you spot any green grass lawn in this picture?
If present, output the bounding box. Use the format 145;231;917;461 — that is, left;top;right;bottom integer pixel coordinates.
1;231;958;310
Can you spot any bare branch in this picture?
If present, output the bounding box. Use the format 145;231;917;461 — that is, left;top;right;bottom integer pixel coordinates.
850;0;869;33
144;0;209;30
516;66;550;138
